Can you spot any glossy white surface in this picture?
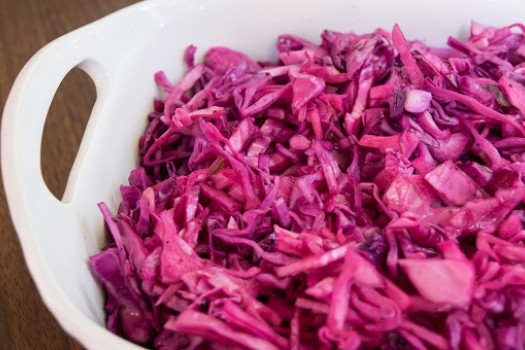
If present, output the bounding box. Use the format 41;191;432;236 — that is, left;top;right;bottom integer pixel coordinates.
3;0;525;348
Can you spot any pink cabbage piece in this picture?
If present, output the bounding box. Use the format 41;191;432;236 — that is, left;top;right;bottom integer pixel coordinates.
90;21;525;349
399;258;475;308
404;89;432;114
424;160;484;206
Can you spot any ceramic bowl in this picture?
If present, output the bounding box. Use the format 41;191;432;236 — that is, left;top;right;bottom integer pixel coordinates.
3;0;525;348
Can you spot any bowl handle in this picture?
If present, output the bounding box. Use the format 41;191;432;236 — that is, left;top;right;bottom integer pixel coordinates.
2;33;113;212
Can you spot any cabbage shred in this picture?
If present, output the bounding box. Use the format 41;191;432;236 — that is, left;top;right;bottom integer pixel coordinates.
91;22;525;349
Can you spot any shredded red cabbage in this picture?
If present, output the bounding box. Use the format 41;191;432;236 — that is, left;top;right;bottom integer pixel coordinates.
91;22;525;349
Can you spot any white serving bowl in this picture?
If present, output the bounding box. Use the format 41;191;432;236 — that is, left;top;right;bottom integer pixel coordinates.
3;0;525;348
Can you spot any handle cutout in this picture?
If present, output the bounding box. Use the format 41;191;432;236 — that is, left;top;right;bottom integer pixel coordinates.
40;67;96;201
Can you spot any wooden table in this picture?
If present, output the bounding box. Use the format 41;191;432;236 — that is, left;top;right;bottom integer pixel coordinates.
0;1;137;348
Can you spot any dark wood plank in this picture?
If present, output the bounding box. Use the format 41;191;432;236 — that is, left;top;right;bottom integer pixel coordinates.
0;1;137;348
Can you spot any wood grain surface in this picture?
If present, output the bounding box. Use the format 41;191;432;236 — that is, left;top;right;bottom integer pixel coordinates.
0;0;137;348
